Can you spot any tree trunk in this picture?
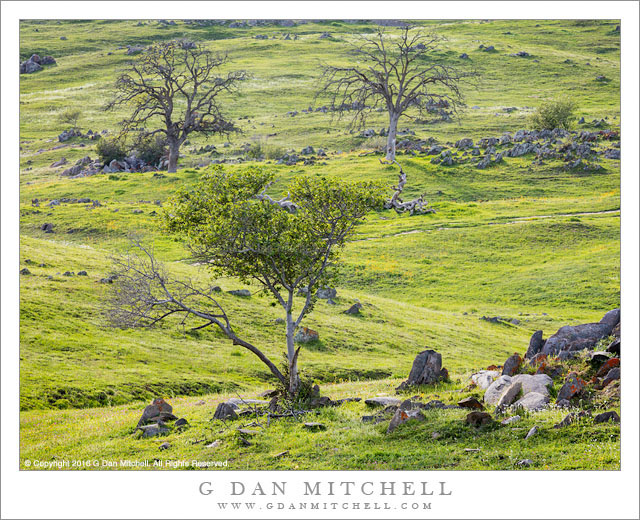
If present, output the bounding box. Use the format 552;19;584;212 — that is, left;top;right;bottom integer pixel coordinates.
285;310;301;396
167;137;181;173
386;111;400;162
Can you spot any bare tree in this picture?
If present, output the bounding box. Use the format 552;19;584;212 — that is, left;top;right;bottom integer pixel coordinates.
106;40;247;173
320;26;473;161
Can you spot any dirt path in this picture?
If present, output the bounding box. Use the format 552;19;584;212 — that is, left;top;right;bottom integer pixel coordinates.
351;209;620;242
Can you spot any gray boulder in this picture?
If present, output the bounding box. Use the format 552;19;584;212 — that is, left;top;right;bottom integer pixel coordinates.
344;303;362;315
213;402;238;420
471;370;500;390
496;381;522;407
316;287;337;299
228;289;251;297
396;350;448;390
365;397;401;408
542;322;614;356
455;138;474;149
484;375;513;405
294;326;319;343
20;58;42;74
511;374;553;397
138;424;169;437
525;330;545;359
513;392;549;411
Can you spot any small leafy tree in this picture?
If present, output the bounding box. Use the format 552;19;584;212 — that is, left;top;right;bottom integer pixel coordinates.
108;165;385;396
58;108;82;130
529;97;577;130
95;137;127;165
106;40;247;173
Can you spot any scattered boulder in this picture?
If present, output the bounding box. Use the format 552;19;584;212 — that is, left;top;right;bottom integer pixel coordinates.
138;424;169;438
20;56;43;74
525;330;545;359
175;418;188;427
556;373;586;401
517;459;534;467
542;309;619;356
159;442;171;450
396;350;448;391
344;303;362;315
593;411;620;424
596;357;620;377
213;402;238;421
484;375;513;405
365;397;401;408
294;326;319;343
511;374;553;396
502;353;522;376
553;410;590;429
524;426;538;439
455;138;474;150
465;411;493;427
501;415;521;425
137;398;173;427
601;367;620;388
20;268;31;275
513;392;549;411
387;408;426;433
457;397;484;410
228;289;251;297
316;287;336;299
471;370;500;390
496;381;522;407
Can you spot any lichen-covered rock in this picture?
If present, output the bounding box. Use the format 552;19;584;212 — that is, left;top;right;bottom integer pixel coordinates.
387;408;426;433
525;330;545;359
596;358;620;377
601;367;620;388
556;373;586;401
294;326;319;343
137;398;173;427
542;309;619;356
502;353;522;376
457;397;484;410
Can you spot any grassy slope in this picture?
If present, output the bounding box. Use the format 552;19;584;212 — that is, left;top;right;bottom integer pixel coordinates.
18;19;620;469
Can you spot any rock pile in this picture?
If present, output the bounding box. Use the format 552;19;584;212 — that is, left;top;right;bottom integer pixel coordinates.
135;398;188;438
20;54;56;74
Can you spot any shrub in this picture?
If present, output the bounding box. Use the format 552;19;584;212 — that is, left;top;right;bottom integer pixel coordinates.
529;97;577;130
57;108;82;129
246;140;286;160
132;134;167;166
95;137;127;165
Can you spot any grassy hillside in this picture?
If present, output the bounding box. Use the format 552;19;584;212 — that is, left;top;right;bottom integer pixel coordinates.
18;19;620;470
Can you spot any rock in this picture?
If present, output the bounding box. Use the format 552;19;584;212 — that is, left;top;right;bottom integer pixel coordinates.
20;58;42;74
294;326;319;343
594;411;620;424
126;45;145;55
319;32;331;39
362;128;376;138
365;397;401;408
601;367;620;388
309;396;334;408
596;358;620;377
517;459;534;467
501;415;521;425
553;411;590;428
132;209;143;214
77;270;87;276
302;422;326;431
62;271;73;277
484;375;513;405
556;373;586;401
228;289;251;297
20;268;31;275
237;429;259;436
175;418;188;427
513;392;549;411
525;330;545;359
542;311;619;356
226;398;269;407
159;442;170;450
300;146;315;155
387;408;426;433
138;425;169;438
511;374;553;396
213;402;238;420
273;318;285;325
258;389;279;398
588;351;611;365
471;370;500;390
556;399;571;408
459;53;469;59
484;45;495;51
344;303;362;315
137;398;173;426
316;287;337;299
502;353;522;376
599;308;620;329
457;397;484;410
465;411;493;427
607;338;620;356
496;381;522;407
396;350;448;390
51;158;67;168
455;138;474;149
525;426;538;439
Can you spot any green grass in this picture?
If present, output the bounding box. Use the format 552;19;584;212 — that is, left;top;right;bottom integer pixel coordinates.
19;19;620;469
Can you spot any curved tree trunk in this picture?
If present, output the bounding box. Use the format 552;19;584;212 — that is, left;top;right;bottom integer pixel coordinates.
167;138;181;173
386;111;400;162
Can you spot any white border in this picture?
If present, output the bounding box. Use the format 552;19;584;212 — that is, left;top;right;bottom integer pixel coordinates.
2;2;638;519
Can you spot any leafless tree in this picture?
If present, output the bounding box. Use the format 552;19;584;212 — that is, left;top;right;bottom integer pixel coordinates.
106;40;247;172
320;26;473;161
382;159;435;215
107;239;289;388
